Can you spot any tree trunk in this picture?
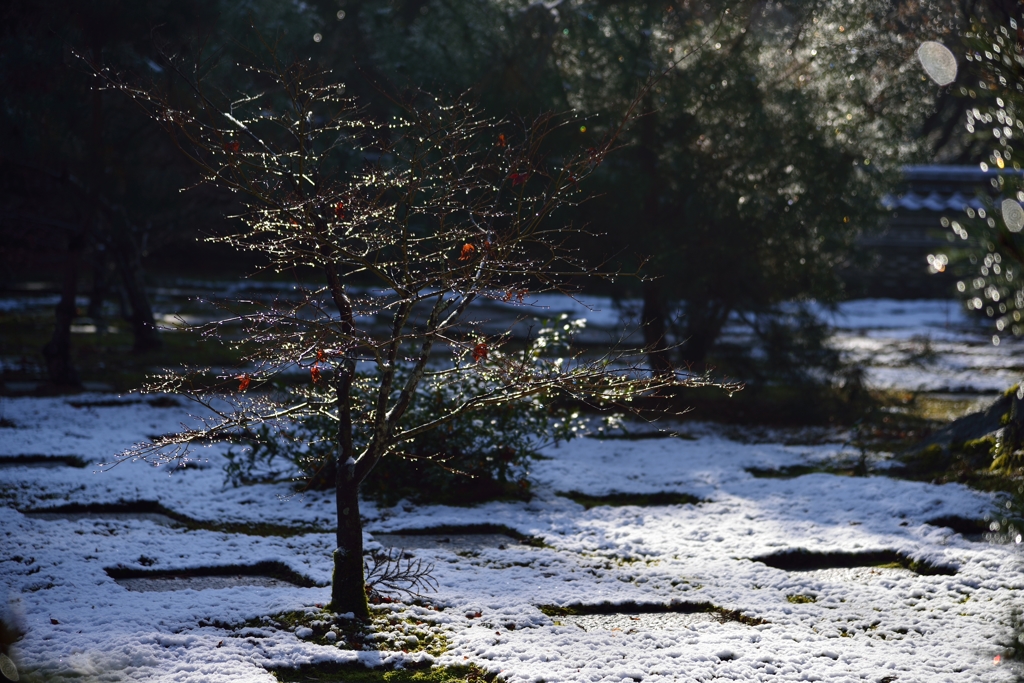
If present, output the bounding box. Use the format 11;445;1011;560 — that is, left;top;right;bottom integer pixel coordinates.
331;476;369;618
641;282;674;377
635;83;675;378
86;242;112;324
109;215;161;351
43;234;83;387
678;301;730;366
330;362;370;619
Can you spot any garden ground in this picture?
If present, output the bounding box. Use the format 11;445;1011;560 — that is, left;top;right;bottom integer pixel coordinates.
1;294;1022;682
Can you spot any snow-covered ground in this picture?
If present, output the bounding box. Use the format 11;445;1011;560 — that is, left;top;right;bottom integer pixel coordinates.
2;298;1023;682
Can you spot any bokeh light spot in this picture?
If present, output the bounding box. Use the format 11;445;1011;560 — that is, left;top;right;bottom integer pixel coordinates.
918;41;957;86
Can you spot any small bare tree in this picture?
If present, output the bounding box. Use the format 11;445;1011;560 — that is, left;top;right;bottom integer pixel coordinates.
106;54;725;618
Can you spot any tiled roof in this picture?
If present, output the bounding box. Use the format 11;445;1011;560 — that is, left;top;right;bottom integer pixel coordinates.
881;190;985;212
880;165;1022;213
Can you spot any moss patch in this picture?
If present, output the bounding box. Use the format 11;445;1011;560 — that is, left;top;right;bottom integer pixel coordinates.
538;600;766;626
214;604;450;657
0;306;251;395
558;491;702;509
751;549;956;576
786;594;817;604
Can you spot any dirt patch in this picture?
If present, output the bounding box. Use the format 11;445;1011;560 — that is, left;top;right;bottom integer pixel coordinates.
596;430;697;441
375;533;517;552
559;491;703;509
926;515;991;540
66;396;182;409
270;663;494;683
746;465;832;479
0;454;88;468
106;560;319;591
376;525;546;548
21;501;327;537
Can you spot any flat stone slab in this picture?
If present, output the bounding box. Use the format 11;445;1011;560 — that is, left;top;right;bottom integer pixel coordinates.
0;455;87;468
24;511;183;527
787;565;915;583
106;561;317;592
375;533;517;551
751;548;956;575
114;574;297;592
558;611;723;632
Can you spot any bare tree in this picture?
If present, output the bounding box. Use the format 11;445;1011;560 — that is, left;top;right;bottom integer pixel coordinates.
104;54;728;618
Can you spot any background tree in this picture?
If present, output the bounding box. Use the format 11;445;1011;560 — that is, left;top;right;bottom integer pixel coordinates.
927;9;1024;472
0;0;213;384
313;0;958;377
108;54;725;618
547;0;951;371
0;0;326;386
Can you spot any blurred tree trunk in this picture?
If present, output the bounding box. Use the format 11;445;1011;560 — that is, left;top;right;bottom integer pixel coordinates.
108;213;160;351
638;83;675;378
42;232;83;387
641;282;674;377
87;243;113;324
678;300;731;366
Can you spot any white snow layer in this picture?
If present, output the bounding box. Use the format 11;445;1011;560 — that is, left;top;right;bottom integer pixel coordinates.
1;298;1023;682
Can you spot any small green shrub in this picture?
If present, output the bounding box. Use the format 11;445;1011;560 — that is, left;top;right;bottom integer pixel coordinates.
225;318;588;505
962;437;997;460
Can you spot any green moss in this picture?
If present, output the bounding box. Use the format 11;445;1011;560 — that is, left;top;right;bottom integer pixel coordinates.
0;308;251;393
215;605;450;657
559;491;702;509
537;601;766;626
960;436;997;466
270;663;495;682
786;594;816;604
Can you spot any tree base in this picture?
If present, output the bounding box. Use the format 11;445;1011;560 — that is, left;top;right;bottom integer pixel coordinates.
329;548;370;620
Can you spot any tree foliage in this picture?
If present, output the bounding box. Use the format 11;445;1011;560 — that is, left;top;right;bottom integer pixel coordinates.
329;0;954;371
938;14;1024;344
